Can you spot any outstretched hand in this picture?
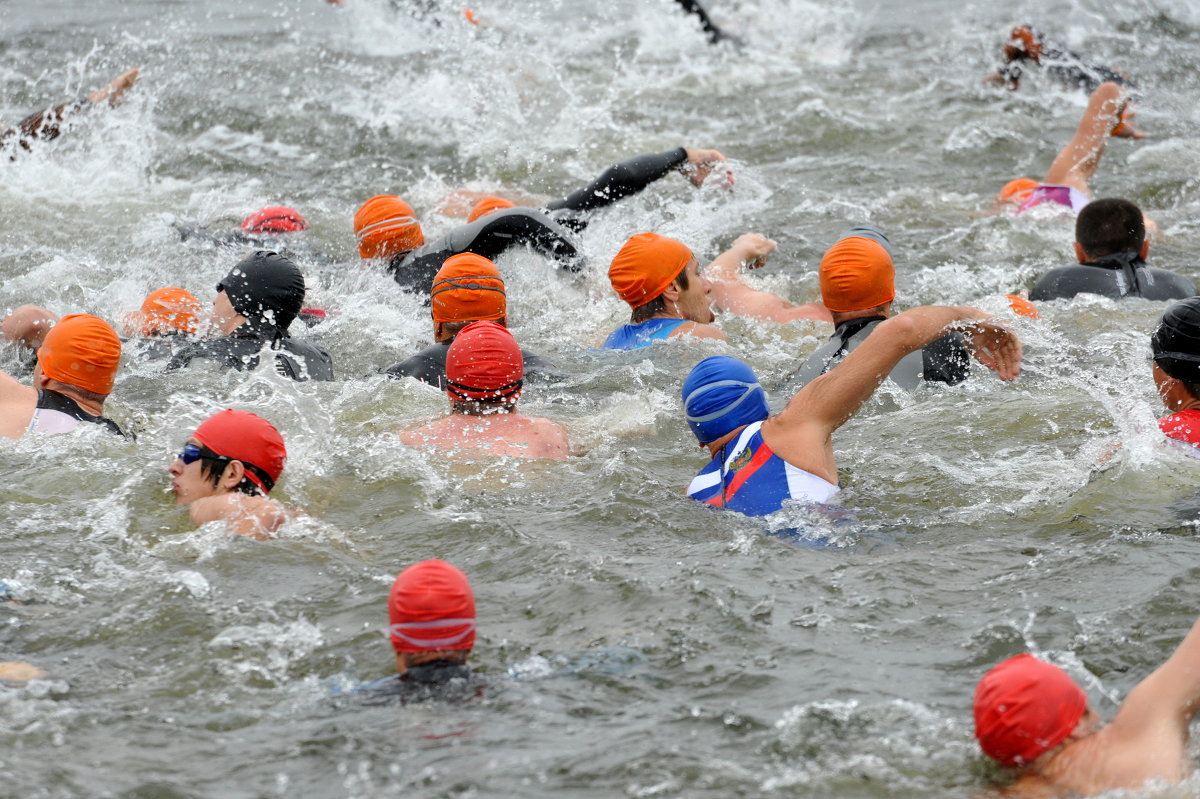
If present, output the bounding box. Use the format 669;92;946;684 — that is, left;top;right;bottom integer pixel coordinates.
730;233;776;270
682;147;729;188
1111;104;1147;139
963;320;1022;381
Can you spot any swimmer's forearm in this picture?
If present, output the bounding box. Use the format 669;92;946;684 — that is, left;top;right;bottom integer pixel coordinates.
545;148;687;214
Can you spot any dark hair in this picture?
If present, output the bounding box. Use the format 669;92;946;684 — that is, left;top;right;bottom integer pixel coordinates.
630;267;690;324
1076;198;1145;259
199;457;261;496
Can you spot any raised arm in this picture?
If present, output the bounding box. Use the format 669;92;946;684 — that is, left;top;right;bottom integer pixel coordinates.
1043;82;1141;193
764;307;1020;481
706;234;832;324
545;147;726;220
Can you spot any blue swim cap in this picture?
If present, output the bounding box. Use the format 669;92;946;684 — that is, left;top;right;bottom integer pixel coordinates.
682;356;770;444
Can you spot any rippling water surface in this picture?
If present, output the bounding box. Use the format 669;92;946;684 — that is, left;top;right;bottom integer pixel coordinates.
4;0;1200;796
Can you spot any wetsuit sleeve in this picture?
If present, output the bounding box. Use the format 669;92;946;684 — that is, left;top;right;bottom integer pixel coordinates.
450;209;581;269
1;97;91;153
921;332;970;385
382;344;450;388
521;349;570;382
544;148;688;217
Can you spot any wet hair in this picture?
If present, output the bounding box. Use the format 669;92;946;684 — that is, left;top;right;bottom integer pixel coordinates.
1076;198;1145;259
198;457;262;496
630;267;690;324
44;378;106;406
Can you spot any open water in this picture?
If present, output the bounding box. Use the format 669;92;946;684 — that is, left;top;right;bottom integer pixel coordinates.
3;0;1200;796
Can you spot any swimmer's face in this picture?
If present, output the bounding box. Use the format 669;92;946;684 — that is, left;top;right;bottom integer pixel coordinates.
168;437;223;506
675;258;715;324
212;290;240;335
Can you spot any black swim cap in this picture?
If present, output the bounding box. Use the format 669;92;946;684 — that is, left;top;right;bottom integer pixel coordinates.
1151;297;1200;382
217;251;306;336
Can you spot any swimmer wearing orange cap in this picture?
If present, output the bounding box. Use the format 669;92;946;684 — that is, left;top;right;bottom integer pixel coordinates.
400;321;568;460
1029;198;1192;301
994;82;1145;218
1;67;139;159
168;409;288;539
382;253;565;387
604;232;830;350
973;611;1200;795
986;25;1134;93
791;226;976;390
0;314;124;438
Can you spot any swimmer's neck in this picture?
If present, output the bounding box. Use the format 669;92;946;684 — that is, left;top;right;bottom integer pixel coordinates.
451;401;517;417
703;424;750;457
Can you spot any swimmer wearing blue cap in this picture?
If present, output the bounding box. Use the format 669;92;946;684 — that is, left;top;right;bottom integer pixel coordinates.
683;306;1022;516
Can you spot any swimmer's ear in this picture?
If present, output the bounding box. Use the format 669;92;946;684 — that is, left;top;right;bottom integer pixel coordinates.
1073;242;1090;264
220;460;247;490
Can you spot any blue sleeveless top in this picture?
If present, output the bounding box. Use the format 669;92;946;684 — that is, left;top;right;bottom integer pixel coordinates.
687;422;839;516
603;318;686;350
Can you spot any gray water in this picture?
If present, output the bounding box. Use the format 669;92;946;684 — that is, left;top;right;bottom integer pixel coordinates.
3;0;1200;796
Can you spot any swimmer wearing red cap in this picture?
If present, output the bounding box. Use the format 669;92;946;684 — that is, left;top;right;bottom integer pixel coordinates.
604;232;830;350
168;409;288;539
974;620;1200;795
400;321;568;460
0;314;125;438
1;67;139;159
684;306;1020;516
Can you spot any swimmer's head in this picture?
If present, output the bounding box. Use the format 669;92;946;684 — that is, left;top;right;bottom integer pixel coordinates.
388;559;476;656
216;251;306;335
1152;298;1200;384
445;320;524;409
1075;198;1145;260
997;178;1040;206
190;409;287;495
431;253;507;326
354;195;424;259
135;287;203;337
1004;25;1043;62
467;196;515;223
36;314;122;398
974;653;1087;767
241;206;307;235
682;356;770;444
608;232;694;309
818;226;896;313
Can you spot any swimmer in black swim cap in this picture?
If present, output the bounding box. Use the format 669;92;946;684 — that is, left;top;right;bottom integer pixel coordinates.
1151;299;1200;452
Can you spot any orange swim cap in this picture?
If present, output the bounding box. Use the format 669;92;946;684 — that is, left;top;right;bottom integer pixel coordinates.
467;196;515;223
997;178;1040;206
1005;294;1040;319
36;314;122;396
819;230;896;313
138;287;203;336
431;253;507;324
608;232;693;309
1009;25;1043;61
353;195;424;259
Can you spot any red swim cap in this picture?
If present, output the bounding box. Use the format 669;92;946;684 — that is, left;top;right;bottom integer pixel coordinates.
354;195;424;259
388;559;476;654
467;196;515;223
241;206;308;235
192;409;287;494
974;654;1087;767
445;320;523;405
608;232;694;308
37;314;122;396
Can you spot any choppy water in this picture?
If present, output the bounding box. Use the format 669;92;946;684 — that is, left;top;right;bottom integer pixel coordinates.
4;0;1200;796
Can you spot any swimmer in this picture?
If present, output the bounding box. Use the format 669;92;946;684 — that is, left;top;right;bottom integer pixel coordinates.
789;226;971;390
974;625;1200;796
995;82;1144;217
356;559;477;701
359;146;729;294
683;306;1021;516
382;253;565;387
174;205;308;248
166;251;334;381
0;662;47;682
0;314;125;438
1;67;140;158
1029;198;1193;301
400;321;569;460
168;409;288;539
985;25;1134;93
603;232;830;350
1151;298;1200;455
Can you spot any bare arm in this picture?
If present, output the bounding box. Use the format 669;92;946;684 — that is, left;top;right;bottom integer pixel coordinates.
1;305;57;349
764;307;1021;481
1043;82;1138;193
86;68;140;107
706;234;833;324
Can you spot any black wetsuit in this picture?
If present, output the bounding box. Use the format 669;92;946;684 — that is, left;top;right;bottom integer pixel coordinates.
166;330;334;381
353;661;478;706
1030;253;1196;302
673;0;738;45
383;340;566;387
999;38;1132;93
29;389;125;437
387;148;693;294
790;317;970;391
1;98;90;157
